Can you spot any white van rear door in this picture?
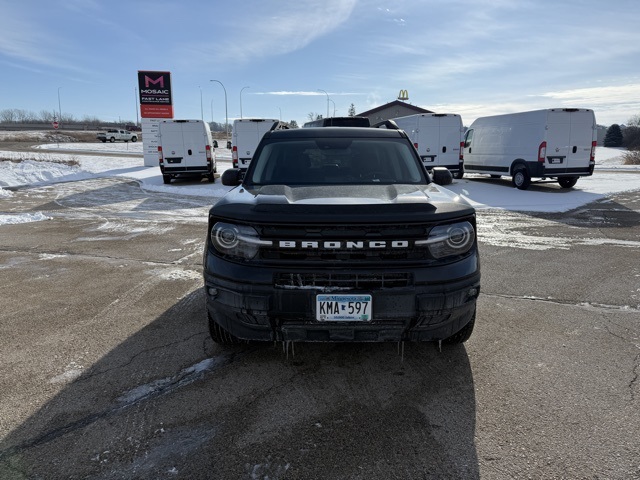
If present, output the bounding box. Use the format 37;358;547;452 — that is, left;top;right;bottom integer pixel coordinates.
237;120;277;169
161;123;186;162
568;111;595;170
436;115;462;168
181;124;208;168
546;110;593;171
417;119;437;165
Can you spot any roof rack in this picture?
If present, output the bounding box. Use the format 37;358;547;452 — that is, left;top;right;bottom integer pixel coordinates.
269;121;290;131
371;119;401;130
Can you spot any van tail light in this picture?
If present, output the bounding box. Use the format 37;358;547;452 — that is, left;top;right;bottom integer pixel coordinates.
459;141;464;161
232;146;238;168
414;142;419;150
590;141;596;163
158;146;164;165
206;144;212;165
538;141;547;162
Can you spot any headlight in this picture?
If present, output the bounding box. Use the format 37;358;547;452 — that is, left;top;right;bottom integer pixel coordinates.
210;222;271;260
417;221;475;259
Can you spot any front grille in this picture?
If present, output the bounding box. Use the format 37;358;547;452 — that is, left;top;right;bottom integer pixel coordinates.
259;223;433;263
274;272;412;289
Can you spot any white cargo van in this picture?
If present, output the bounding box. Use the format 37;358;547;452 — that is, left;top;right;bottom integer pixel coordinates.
232;118;287;170
158;120;217;184
392;113;465;179
462;108;596;190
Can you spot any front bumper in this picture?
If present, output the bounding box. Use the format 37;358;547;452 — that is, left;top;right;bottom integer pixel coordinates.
204;254;480;342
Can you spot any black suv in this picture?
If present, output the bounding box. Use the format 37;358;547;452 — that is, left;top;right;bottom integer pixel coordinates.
203;124;480;345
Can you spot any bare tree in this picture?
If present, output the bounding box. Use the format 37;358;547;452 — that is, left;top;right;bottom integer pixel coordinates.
0;109;17;122
39;110;55;122
14;109;30;122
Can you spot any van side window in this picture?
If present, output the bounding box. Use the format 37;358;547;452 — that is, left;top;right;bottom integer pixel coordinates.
464;129;473;148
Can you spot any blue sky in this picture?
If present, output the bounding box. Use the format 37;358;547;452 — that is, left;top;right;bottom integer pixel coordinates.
1;0;639;127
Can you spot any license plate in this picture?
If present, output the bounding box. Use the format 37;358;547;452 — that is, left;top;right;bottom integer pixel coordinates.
316;294;372;321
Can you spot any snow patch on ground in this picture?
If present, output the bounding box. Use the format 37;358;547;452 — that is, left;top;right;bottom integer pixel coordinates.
0;211;51;225
152;268;202;281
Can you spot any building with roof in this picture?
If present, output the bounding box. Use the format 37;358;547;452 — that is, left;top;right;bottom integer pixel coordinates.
357;100;433;125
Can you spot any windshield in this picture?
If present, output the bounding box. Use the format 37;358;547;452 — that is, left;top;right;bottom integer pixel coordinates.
245;138;428;186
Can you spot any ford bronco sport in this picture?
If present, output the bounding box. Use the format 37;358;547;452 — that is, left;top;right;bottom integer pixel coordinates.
203;122;480;345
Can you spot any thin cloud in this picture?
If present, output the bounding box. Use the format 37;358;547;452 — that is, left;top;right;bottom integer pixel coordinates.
431;84;640;125
206;0;357;64
0;5;89;74
540;84;640;105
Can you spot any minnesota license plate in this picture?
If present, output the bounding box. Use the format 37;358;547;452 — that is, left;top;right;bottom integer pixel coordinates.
316;294;372;321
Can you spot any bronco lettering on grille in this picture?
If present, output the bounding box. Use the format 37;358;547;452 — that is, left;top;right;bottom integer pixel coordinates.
278;240;410;249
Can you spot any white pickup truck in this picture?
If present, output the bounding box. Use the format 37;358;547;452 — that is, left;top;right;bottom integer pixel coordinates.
96;129;138;143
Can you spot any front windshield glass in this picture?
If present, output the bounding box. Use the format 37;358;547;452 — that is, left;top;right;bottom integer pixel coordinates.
246;138;427;185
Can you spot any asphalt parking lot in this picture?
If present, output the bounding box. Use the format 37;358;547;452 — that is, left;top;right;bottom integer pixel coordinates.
0;177;639;479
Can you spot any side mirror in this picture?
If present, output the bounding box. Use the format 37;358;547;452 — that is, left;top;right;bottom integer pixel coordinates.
431;167;453;186
221;168;243;186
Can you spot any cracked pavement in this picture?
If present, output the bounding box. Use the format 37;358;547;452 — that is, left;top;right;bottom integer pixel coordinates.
1;177;639;479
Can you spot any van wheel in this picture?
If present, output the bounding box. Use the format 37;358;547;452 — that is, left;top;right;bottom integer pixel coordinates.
442;312;475;344
162;174;171;184
208;313;244;345
512;166;531;190
558;177;578;188
131;137;137;142
454;169;464;179
109;137;115;143
207;173;215;183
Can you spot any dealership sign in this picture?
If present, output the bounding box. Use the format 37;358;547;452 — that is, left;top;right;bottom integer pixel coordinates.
137;71;174;118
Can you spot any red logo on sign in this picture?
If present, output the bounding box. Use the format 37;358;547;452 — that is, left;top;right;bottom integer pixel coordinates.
145;76;164;88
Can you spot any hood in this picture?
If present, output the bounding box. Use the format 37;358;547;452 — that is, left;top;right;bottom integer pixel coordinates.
211;184;475;224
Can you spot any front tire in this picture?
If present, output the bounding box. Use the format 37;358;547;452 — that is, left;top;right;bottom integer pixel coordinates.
208;312;244;345
454;168;464;180
442;312;475;345
131;136;137;142
558;177;578;188
109;137;115;143
512;166;531;190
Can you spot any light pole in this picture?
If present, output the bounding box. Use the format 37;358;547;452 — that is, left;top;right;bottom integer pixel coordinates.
317;89;329;118
329;99;336;117
57;87;62;124
210;79;228;141
199;86;204;121
240;86;250;119
277;107;282;121
210;99;214;124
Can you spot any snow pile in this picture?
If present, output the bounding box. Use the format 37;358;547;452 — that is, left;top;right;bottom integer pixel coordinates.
0;130;79;143
36;141;143;155
0;211;51;226
0;159;92;187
